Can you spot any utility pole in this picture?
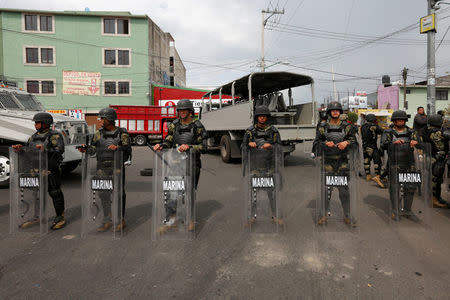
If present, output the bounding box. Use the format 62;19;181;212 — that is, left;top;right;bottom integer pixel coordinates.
402;67;409;110
332;65;338;101
261;8;284;72
427;0;437;114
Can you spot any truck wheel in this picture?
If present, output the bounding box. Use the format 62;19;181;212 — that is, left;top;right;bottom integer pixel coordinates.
0;147;11;188
220;134;232;163
134;135;147;146
61;161;80;174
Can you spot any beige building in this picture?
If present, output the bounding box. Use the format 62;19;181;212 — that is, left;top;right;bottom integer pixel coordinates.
148;20;186;88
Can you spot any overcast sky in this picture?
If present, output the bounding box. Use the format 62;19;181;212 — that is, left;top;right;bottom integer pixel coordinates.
2;0;450;103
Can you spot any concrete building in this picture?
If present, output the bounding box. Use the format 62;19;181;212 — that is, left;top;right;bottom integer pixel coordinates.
377;75;449;126
0;8;186;114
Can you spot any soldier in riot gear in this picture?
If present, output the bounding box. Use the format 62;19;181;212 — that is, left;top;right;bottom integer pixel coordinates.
314;101;357;225
382;110;420;220
78;107;131;232
423;114;449;208
12;112;66;230
153;99;207;231
361;114;385;188
242;105;282;224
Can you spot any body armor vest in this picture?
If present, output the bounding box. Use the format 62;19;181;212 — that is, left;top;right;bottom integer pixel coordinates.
390;128;413;167
361;123;377;148
323;122;347;157
253;126;273;147
173;121;196;146
29;130;51;149
324;123;346;144
97;128;121;162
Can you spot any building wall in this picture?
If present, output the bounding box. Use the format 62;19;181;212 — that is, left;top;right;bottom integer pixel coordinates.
0;11;149;112
148;19;170;86
399;86;449;127
173;47;186;87
377;85;399;110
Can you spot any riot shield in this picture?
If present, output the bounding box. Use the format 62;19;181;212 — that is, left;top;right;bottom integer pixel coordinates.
81;150;124;238
243;145;283;233
316;144;358;226
388;144;431;222
9;147;48;235
312;143;361;298
152;149;196;240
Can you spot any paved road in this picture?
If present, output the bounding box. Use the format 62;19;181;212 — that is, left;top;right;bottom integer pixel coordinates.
0;146;449;299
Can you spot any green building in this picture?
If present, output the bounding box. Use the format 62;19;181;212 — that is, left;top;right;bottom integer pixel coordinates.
0;8;186;115
399;75;449;126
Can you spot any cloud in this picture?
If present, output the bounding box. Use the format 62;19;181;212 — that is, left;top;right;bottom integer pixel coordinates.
2;0;450;101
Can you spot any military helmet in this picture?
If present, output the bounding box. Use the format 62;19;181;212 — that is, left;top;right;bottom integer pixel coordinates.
32;112;53;125
176;99;194;112
98;107;117;121
254;105;271;117
428;114;443;127
390;110;408;121
365;113;376;123
326;101;343;114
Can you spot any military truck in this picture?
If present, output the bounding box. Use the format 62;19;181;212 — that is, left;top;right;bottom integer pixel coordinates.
0;84;89;187
200;71;317;162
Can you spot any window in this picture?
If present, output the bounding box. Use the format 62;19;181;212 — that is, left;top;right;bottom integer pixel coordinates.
103;19;115;34
154;120;160;131
24;46;55;65
25;15;37;30
40;16;52;32
26;79;55;95
137;120;144;131
405;89;411;94
104;50;116;65
103;49;130;66
26;81;39;93
128;120;136;131
118;82;130;94
104;82;116;94
25;48;39;63
170;76;174;86
117;19;129;34
23;14;53;33
169;57;174;73
103;80;131;96
436;89;448;100
117;50;129;65
40;48;53;64
102;18;130;35
41;81;54;94
119;120;127;128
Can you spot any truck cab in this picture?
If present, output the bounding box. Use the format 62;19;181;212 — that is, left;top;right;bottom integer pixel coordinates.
0;83;88;187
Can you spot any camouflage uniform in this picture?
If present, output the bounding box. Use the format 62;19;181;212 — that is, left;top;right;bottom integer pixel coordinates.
243;123;281;215
361;120;383;176
423;116;449;205
382;125;419;216
314;119;357;219
27;128;65;217
88;127;131;221
162;118;206;189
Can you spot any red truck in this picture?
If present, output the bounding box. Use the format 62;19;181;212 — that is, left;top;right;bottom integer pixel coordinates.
110;105;177;146
152;84;232;114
